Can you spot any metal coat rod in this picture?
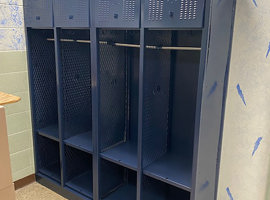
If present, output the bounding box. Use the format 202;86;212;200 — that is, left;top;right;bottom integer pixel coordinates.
47;38;201;51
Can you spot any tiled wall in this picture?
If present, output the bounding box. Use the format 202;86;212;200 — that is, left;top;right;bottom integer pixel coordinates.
0;0;34;182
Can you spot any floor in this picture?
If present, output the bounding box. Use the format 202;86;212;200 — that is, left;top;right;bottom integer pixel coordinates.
16;182;67;200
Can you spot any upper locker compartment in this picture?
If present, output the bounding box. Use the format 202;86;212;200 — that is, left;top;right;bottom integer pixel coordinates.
24;0;53;28
143;0;205;28
94;0;140;28
54;0;90;27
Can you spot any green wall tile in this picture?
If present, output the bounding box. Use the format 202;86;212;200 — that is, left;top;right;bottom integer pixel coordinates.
0;51;27;74
0;72;28;93
6;111;31;135
12;166;34;182
10;148;33;176
8;129;32;154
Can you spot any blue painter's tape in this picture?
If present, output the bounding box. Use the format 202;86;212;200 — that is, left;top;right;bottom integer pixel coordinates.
266;42;270;58
253;0;258;7
237;84;246;106
252;137;262;156
208;81;218;98
0;19;7;25
199;181;209;191
226;187;234;200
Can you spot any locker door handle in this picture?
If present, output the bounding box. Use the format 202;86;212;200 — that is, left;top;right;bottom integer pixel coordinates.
36;16;41;20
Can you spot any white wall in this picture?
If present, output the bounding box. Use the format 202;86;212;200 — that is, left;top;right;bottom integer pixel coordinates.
218;0;270;199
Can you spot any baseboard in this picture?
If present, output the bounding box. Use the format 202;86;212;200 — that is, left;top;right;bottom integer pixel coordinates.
14;174;36;190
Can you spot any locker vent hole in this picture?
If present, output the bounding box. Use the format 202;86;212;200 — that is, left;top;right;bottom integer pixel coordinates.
148;0;164;21
123;0;136;21
180;0;198;20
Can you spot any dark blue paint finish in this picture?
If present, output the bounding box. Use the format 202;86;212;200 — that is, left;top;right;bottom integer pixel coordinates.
266;42;270;58
226;187;234;200
252;137;262;156
199;181;209;191
23;0;53;27
237;84;246;106
25;0;237;199
143;0;205;28
217;0;222;5
53;0;90;27
94;0;141;28
208;81;218;98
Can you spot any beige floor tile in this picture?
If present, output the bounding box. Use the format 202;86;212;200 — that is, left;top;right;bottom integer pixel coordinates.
16;182;67;200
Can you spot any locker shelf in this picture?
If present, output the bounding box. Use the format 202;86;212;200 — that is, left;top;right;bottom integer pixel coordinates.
101;142;137;171
144;153;192;191
103;183;136;200
39;162;61;183
65;145;93;198
66;170;93;198
37;124;59;141
142;176;190;200
100;159;137;199
64;131;92;154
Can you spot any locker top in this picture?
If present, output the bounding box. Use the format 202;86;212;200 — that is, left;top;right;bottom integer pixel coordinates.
24;0;206;29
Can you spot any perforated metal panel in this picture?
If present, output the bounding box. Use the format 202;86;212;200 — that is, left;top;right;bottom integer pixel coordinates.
54;0;90;27
143;0;205;28
142;31;171;167
29;29;58;130
24;0;53;27
60;30;92;139
95;0;140;28
99;30;127;150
